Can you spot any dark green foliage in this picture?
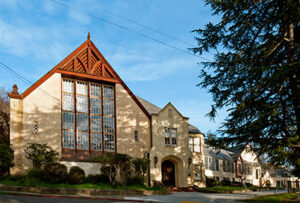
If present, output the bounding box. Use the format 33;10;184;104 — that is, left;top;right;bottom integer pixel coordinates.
0;143;14;175
85;174;110;184
221;179;231;186
132;157;150;179
127;176;145;186
24;143;59;169
21;176;41;187
68;166;85;184
205;176;219;187
95;153;133;188
0;88;9;144
44;163;68;184
191;0;300;170
27;168;45;181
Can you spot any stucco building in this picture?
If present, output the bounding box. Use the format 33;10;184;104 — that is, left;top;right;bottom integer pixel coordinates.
204;143;262;186
8;35;206;188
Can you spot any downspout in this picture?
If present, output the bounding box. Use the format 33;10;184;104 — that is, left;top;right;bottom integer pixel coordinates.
147;116;153;186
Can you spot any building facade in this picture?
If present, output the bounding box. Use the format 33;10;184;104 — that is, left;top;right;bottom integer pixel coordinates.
8;35;206;187
204;144;262;186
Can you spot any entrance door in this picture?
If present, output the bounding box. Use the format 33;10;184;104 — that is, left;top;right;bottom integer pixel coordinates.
162;160;175;186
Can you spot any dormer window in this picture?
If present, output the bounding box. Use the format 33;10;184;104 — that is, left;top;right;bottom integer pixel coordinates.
165;127;177;145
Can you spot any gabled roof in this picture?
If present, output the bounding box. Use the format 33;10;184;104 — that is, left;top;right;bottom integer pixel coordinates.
136;96;203;135
13;34;150;119
227;144;246;161
188;124;203;134
204;144;234;161
136;96;161;115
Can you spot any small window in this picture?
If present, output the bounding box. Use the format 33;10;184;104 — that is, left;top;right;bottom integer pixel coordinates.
33;121;38;134
165;128;177;145
134;130;138;141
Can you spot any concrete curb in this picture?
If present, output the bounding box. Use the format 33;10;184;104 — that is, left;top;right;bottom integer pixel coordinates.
0;184;169;197
199;189;253;193
0;190;149;202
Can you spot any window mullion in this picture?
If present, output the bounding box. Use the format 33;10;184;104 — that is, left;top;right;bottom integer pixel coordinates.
88;81;91;152
101;84;104;153
74;79;77;151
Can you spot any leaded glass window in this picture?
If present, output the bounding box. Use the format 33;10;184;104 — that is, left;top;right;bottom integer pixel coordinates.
62;79;75;149
171;128;177;145
189;137;201;152
62;79;115;152
165;128;170;145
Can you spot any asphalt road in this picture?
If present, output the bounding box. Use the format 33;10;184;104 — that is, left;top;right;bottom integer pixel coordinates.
0;190;288;203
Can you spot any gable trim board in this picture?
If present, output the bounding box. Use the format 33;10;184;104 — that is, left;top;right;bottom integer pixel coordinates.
14;38;150;119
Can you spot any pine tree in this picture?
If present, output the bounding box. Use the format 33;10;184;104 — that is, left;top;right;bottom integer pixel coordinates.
191;0;300;170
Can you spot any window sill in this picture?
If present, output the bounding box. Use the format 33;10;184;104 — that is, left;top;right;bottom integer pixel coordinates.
165;144;177;147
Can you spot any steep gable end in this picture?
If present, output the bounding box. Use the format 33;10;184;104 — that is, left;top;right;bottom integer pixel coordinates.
57;36;118;82
18;34;150;119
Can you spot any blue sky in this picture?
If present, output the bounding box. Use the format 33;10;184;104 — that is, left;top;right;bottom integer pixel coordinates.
0;0;226;134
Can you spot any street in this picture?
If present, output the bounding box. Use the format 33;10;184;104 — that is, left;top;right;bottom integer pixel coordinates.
0;190;287;203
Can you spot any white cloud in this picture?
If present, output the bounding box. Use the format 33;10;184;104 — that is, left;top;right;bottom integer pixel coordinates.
0;17;71;62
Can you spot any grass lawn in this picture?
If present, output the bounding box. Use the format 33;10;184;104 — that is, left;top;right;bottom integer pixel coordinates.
0;176;164;191
200;186;248;192
247;193;300;203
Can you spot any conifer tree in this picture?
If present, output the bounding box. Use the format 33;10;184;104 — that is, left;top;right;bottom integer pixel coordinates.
191;0;300;172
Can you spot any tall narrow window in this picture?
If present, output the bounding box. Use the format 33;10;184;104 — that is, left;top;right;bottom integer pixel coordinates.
205;157;208;169
62;79;75;149
134;130;138;141
165;128;170;144
90;83;102;150
103;85;115;151
171;128;177;145
189;137;193;151
216;159;219;171
76;81;89;150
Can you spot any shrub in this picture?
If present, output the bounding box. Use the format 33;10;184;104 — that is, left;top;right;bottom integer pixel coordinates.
0;143;14;175
205;176;218;187
232;181;243;187
68;166;85;184
44;163;68;184
152;180;164;188
27;168;45;181
132;158;150;178
246;182;253;187
221;179;231;186
127;176;145;186
22;176;41;187
95;153;132;188
24;143;59;169
85;174;110;184
265;180;271;187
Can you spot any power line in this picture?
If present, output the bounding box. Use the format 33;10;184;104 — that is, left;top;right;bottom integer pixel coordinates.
0;62;60;104
49;0;212;62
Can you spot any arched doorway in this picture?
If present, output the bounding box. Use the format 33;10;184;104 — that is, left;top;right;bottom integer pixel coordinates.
161;160;175;186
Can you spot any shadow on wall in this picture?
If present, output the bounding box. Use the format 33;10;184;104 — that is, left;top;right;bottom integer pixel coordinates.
11;102;61;174
116;86;150;158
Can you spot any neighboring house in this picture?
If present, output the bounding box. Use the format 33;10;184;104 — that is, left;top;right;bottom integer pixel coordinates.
204;144;236;182
8;35;206;187
227;144;262;186
204;143;262;186
262;166;299;189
